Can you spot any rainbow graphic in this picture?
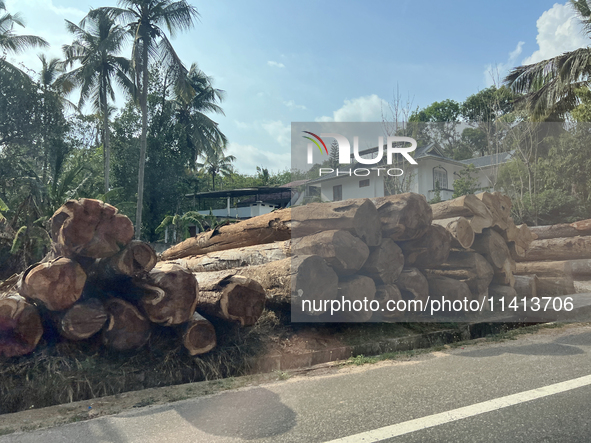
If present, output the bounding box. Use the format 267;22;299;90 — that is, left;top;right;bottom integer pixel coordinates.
302;131;328;155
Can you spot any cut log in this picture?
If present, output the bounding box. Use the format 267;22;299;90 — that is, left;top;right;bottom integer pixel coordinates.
528;219;591;240
475;192;511;231
0;293;43;357
292;199;382;246
134;263;199;326
50;198;134;259
471;228;515;287
292;230;369;275
180;311;216;356
432;217;475;249
55;298;107;340
331;275;376;322
488;284;518;311
102;298;151;351
398;225;451;268
191;272;265;326
536;276;576;297
424;251;494;297
516;259;591;279
359;238;404;284
19;257;87;311
514;275;538;299
431;194;493;234
396;268;429;302
161;208;291;260
425;275;473;309
164;240;291;273
518;236;591;262
103;240;157;277
373;284;404;321
370;193;433;241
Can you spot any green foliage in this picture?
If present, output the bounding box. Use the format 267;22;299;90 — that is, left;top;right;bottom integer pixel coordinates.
452;164;480;198
428;181;442;204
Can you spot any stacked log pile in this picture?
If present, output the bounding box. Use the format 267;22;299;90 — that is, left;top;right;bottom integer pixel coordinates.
513;219;591;296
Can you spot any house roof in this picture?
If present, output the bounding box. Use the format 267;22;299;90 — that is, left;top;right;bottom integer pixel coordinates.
414;142;446;159
460;150;515;168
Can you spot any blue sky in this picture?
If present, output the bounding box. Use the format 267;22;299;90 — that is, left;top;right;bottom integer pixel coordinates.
5;0;589;174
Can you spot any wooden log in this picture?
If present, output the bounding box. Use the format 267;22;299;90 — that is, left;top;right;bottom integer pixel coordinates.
180;312;216;356
102;298;151;351
164;240;291;273
192;273;265;326
161;208;291;260
331;275;376;322
292;230;369;275
292;198;382;246
55;298;107;340
432;216;475;249
395;268;429;302
424;251;493;297
516;259;591;279
537;276;576;297
0;293;43;357
103;240;157;277
50;198;134;259
488;284;518;311
431;194;493;234
398;225;451;268
425;275;473;308
475;192;512;231
373;284;405;321
370;193;433;241
514;275;538;299
19;257;87;311
528;219;591;240
359;238;404;284
518;236;591;262
471;228;515;287
134;263;199;326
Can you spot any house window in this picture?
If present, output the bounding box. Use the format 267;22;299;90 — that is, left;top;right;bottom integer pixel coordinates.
333;185;342;201
359;179;370;188
433;166;448;189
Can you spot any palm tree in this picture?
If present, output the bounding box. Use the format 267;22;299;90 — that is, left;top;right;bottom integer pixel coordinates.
60;10;134;194
0;1;48;75
505;0;591;119
197;147;236;191
94;0;199;239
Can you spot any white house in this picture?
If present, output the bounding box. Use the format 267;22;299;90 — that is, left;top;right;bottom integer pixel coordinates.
302;143;514;203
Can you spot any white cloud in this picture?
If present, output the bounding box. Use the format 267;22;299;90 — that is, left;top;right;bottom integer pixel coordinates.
6;0;84;19
483;41;524;87
267;61;285;68
522;2;586;65
283;100;306;110
234;120;251;130
315;94;388;122
226;143;291;174
262;120;291;146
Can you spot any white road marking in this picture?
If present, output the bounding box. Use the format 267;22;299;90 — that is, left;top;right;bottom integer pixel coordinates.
324;373;591;442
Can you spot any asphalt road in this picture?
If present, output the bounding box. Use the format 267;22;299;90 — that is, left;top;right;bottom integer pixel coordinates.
3;324;591;443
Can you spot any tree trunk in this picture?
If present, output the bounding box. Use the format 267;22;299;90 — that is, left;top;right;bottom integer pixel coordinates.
135;45;149;240
432;217;475;249
19;257;87;311
488;284;518;311
180;311;216;356
431;194;493;234
292;198;382;246
359;238;404;284
398;225;451;268
425;274;473;305
370;193;433;240
536;276;576;297
102;89;110;194
424;251;494;297
102;240;157;277
160;209;291;260
471;228;515;287
0;293;43;357
330;275;376;322
514;275;538;299
396;268;429;302
515;259;591;278
528;219;591;240
134;263;199;326
373;284;404;321
55;298;107;341
192;273;266;326
475;192;512;231
102;298;151;351
50;199;134;259
518;237;591;262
